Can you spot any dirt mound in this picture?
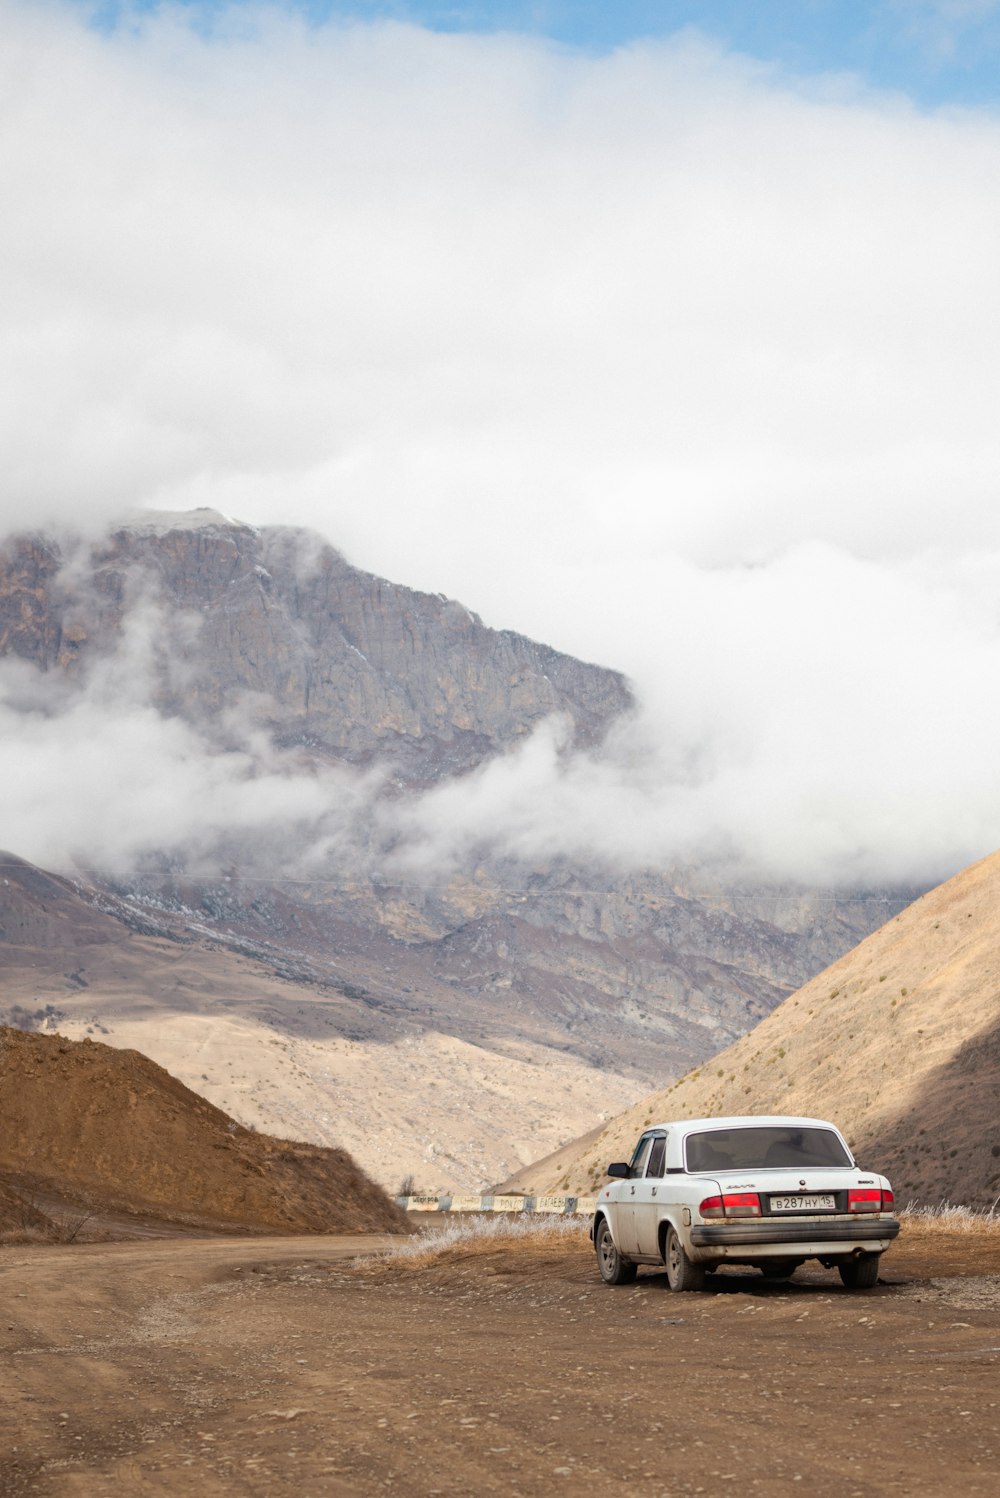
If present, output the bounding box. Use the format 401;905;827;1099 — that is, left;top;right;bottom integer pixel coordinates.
507;850;1000;1206
0;1026;407;1235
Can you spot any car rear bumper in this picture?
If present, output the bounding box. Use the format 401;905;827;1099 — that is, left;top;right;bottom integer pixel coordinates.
690;1216;901;1249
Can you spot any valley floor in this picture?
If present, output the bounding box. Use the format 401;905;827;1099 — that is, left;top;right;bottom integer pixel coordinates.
1;1224;998;1496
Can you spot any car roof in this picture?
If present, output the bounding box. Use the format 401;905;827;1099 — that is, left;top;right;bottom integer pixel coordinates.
643;1115;843;1135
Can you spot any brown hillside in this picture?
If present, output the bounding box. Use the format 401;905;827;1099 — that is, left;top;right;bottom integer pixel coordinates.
0;1027;407;1235
507;851;1000;1207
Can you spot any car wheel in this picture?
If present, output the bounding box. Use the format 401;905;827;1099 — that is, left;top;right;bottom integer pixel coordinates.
838;1254;879;1289
664;1226;706;1292
595;1217;637;1285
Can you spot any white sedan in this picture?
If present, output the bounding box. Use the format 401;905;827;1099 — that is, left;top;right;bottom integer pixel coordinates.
591;1115;900;1290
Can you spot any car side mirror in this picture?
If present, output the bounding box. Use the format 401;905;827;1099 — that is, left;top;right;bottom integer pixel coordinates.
606;1162;629;1179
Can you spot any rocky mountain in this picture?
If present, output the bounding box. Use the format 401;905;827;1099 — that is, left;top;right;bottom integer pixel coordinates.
503;850;1000;1208
0;509;629;779
0;511;921;1190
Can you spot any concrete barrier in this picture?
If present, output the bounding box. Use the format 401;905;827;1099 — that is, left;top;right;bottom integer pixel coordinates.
394;1193;595;1215
448;1194;487;1213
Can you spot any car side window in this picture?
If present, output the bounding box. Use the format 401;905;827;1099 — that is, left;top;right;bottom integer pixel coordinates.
646;1135;667;1178
628;1135;654;1179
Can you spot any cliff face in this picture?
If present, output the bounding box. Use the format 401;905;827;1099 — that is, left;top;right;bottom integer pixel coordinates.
0;510;631;779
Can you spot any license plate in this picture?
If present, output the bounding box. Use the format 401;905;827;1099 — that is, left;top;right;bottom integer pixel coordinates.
770;1194;836;1212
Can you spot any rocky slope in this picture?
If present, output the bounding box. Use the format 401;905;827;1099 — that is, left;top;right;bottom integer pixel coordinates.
504;850;1000;1208
0;1025;407;1235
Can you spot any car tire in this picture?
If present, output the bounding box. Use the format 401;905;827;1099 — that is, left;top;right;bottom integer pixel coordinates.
595;1217;637;1285
838;1255;880;1289
664;1226;706;1292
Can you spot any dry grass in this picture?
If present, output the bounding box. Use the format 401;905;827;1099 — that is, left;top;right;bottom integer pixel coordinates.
900;1202;1000;1233
0;1212;99;1246
356;1213;589;1274
0;1226;55;1246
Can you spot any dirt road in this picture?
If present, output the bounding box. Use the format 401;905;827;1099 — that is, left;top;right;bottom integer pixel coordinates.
2;1224;999;1497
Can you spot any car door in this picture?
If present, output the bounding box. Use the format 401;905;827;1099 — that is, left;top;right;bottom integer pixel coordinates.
628;1132;668;1259
613;1133;654;1255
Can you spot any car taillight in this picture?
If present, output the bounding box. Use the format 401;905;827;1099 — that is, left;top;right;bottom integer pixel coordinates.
848;1189;883;1213
699;1192;762;1219
723;1192;762;1218
882;1188;894;1210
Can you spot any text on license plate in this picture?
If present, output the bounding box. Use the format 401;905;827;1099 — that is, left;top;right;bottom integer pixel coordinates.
771;1194;836;1211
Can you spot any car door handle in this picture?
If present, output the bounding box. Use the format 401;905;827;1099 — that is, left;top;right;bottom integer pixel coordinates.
652;1187;657;1196
629;1185;635;1195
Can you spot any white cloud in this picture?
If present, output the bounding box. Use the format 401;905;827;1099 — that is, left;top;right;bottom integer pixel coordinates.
2;4;1000;886
382;544;1000;886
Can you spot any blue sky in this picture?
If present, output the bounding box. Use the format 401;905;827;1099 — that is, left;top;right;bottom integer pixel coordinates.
83;0;1000;110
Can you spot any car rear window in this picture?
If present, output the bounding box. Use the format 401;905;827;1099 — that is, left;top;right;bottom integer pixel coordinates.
684;1126;852;1172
